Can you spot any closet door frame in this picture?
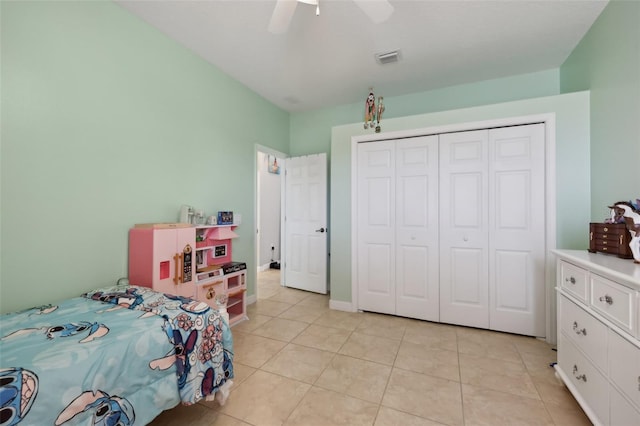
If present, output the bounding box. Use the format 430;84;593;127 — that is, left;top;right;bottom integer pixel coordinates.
350;113;557;343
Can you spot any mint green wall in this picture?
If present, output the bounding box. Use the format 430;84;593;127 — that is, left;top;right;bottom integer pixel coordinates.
4;0;631;314
330;92;590;302
0;1;289;313
560;0;640;221
290;69;560;156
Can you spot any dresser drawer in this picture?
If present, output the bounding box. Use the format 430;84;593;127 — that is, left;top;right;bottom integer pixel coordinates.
559;260;589;303
610;385;640;426
591;240;624;255
609;330;640;409
590;273;636;333
560;295;608;371
558;334;609;425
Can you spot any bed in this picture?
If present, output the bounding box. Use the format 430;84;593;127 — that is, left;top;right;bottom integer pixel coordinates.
0;285;234;425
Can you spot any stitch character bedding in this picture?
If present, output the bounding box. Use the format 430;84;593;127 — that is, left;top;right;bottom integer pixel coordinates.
0;285;234;425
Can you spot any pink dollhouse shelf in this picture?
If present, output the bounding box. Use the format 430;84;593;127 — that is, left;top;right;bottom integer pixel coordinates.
205;227;238;240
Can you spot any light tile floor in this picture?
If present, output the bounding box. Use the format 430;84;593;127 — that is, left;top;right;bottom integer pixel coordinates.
149;270;591;426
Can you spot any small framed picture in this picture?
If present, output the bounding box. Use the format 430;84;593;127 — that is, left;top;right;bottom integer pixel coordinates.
268;155;280;174
214;244;227;258
217;211;233;225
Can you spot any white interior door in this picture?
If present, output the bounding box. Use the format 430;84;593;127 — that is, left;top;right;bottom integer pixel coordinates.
357;141;396;314
395;136;440;321
439;130;490;329
284;153;328;294
488;124;546;336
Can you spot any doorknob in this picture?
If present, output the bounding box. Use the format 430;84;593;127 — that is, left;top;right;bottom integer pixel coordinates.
315;227;326;233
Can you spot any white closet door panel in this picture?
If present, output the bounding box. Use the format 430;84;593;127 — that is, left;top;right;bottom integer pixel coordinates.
489;124;546;336
441;247;489;325
494;250;530;306
358;243;395;313
397;245;429;296
357;141;396;314
451;173;483;228
440;130;489;328
450;248;484;302
396;136;439;321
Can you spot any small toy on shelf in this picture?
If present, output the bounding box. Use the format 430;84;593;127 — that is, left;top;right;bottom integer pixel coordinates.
364;89;376;129
179;205;194;224
608;200;640;263
375;96;385;133
217;211;234;225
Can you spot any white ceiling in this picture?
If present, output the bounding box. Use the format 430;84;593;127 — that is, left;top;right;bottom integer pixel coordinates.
115;0;608;113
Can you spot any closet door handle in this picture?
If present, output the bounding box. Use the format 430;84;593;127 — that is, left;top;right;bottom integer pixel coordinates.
315;227;326;233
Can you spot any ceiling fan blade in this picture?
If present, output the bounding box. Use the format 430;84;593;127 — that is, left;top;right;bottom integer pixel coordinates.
268;0;298;34
353;0;394;24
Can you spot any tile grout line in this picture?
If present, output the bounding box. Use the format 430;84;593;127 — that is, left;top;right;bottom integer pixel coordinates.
518;344;562;425
377;324;400;422
456;328;467;426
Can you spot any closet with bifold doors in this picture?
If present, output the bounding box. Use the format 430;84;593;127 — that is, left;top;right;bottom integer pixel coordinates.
356;123;546;337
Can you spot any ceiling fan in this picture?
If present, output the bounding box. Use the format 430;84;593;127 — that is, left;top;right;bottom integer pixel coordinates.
268;0;394;34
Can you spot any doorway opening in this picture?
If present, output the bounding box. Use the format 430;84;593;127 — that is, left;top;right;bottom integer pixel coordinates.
255;146;286;300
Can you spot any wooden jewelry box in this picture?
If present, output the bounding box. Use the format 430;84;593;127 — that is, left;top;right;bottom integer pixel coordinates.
588;222;633;258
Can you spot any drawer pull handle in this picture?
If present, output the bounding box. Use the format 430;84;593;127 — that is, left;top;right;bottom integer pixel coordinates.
572;321;587;336
565;277;576;285
573;365;587;382
598;295;613;305
603;227;609;232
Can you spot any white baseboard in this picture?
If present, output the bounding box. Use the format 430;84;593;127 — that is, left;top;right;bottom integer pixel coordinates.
329;299;356;312
246;294;257;305
249;291;349;311
258;262;282;272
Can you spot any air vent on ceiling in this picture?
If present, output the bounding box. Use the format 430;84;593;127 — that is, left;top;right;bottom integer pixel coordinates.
283;96;301;105
375;50;400;65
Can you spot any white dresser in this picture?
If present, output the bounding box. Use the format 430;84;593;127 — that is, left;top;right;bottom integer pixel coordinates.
553;250;640;426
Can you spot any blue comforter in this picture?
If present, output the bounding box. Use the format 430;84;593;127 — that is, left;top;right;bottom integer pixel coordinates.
0;285;234;425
